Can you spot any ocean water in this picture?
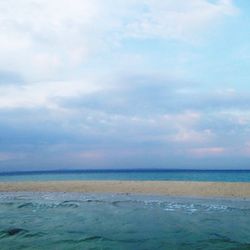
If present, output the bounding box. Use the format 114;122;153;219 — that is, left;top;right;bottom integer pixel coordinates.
1;170;250;182
0;192;250;250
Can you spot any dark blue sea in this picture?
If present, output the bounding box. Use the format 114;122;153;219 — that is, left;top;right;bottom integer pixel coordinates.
0;169;250;182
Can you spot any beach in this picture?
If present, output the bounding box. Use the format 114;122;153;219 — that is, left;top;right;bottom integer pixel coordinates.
0;181;250;197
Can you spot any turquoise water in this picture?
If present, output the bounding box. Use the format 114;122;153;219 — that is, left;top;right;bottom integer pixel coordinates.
0;192;250;249
1;170;250;182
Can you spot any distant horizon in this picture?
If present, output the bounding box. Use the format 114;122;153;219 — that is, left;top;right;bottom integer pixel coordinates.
1;168;250;175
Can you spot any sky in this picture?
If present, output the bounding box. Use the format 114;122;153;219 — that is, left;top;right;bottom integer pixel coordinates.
0;0;250;171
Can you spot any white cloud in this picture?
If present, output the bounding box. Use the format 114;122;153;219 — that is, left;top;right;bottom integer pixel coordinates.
0;79;102;109
124;0;238;41
161;112;214;143
218;110;250;126
0;0;101;80
0;0;238;82
188;147;225;157
170;129;213;143
0;152;24;161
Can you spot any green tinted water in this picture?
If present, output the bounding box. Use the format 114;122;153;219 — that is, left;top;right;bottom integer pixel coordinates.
0;192;250;249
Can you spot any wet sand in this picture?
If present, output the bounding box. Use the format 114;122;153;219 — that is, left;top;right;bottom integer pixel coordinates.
0;181;250;197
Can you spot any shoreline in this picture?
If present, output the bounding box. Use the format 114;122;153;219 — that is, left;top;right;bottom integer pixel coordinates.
0;181;250;198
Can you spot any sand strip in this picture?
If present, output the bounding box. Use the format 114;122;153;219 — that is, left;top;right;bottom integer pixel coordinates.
0;181;250;197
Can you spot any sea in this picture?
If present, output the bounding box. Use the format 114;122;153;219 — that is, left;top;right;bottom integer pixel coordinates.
0;169;250;250
1;169;250;182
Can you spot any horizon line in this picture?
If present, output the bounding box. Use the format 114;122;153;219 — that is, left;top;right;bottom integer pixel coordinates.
1;168;250;175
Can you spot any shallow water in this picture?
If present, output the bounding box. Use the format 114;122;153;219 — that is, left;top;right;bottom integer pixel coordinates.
0;192;250;250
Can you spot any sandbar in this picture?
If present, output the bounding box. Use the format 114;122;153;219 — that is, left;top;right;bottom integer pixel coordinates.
0;181;250;198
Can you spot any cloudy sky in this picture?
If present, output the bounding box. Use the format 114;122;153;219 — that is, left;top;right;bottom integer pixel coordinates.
0;0;250;171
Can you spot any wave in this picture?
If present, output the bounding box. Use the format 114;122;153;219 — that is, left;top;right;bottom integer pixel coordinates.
0;228;44;239
0;192;250;213
57;235;148;244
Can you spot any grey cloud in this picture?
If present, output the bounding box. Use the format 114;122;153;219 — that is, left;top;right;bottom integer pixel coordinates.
0;108;95;146
57;74;250;117
0;70;23;85
58;74;194;115
1;74;250;171
180;91;250;111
